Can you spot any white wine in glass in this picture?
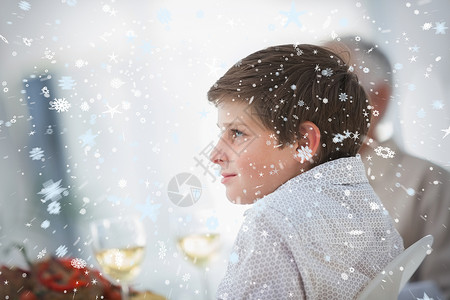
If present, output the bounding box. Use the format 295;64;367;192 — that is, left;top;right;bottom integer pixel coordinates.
173;210;221;298
177;233;220;266
91;216;146;300
94;246;145;282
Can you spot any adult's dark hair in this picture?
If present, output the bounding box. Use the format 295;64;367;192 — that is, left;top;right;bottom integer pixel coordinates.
207;44;371;165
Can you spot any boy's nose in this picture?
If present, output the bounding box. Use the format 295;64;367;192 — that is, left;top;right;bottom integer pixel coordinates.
210;141;227;165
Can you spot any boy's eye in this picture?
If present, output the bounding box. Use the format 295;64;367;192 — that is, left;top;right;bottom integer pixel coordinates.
231;129;244;138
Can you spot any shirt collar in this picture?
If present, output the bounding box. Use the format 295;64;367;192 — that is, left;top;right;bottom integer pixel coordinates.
279;155;368;189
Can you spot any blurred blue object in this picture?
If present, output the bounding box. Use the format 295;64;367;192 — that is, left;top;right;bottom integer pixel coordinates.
398;281;445;300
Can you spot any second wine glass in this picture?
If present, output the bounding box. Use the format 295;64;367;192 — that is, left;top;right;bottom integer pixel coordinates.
173;210;221;298
90;215;146;300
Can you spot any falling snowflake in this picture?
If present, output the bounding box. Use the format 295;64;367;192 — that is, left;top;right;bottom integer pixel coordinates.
118;179;127;189
298;100;305;107
229;252;239;264
49;98;71;112
347;230;364;235
47;201;61;215
416;108;426;118
122;101;131;110
351;131;360;141
321;68;333;77
339;92;348;102
135;197;161;222
374;146;395;159
110;78;125;89
80;101;90;111
46;126;54;135
41;220;50;229
22;37;32;46
417;292;434;300
157;8;171;26
29;147;44;160
58;76;75;89
43;48;56;60
369;202;380;210
441;126;450;139
422;22;433;30
182;273;191;282
432;100;444;110
280;2;306;28
56;245;68;257
332;133;345;143
75;59;87;68
342;130;350;138
65;0;77;7
71;258;87;269
113;250;124;267
38;179;68;202
433;22;448;34
41;86;50;98
18;1;31;11
37;248;47;259
296;145;313;163
206;216;219;230
158;241;167;260
79;129;98;147
103;104;122;118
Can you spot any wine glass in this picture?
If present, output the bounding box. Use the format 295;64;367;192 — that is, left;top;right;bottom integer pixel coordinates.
90;215;146;300
172;209;221;298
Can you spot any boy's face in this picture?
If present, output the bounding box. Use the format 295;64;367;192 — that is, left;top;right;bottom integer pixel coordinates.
210;101;302;204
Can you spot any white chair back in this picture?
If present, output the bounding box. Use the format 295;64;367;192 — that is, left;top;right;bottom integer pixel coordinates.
356;235;434;300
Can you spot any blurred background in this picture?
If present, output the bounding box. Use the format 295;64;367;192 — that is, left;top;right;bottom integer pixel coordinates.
0;0;449;299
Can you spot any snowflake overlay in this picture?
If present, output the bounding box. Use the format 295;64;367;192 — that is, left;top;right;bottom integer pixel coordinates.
374;146;395;159
49;98;71;112
71;258;87;269
38;179;68;203
37;248;47;259
339;92;348;102
29;147;44;160
56;245;68;257
47;201;61;214
158;241;167;260
296;145;313;163
321;68;333;77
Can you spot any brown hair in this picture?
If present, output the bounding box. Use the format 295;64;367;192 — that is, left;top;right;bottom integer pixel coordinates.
207;44;371;165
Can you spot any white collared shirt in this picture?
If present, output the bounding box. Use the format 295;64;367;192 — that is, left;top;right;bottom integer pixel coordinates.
217;156;404;299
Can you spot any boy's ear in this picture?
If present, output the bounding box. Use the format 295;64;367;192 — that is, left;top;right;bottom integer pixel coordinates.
293;121;321;163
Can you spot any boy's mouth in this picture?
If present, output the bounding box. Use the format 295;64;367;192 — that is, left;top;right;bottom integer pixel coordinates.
221;173;237;184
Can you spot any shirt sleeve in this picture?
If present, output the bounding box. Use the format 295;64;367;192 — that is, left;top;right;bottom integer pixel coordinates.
414;166;450;298
216;208;305;300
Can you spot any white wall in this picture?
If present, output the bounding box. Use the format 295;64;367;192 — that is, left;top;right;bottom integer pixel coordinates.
1;0;448;299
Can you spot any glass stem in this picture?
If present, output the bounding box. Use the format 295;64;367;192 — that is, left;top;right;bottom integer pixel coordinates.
121;283;130;300
202;268;211;299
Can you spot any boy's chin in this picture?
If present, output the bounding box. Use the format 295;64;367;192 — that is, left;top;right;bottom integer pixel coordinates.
227;193;255;205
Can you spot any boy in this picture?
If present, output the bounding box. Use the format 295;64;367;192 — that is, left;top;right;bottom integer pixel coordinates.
207;44;404;299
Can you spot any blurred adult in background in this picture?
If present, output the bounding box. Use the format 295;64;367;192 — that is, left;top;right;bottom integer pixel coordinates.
325;36;450;298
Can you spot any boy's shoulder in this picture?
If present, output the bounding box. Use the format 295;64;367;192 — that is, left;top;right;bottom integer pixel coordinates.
245;156;378;235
